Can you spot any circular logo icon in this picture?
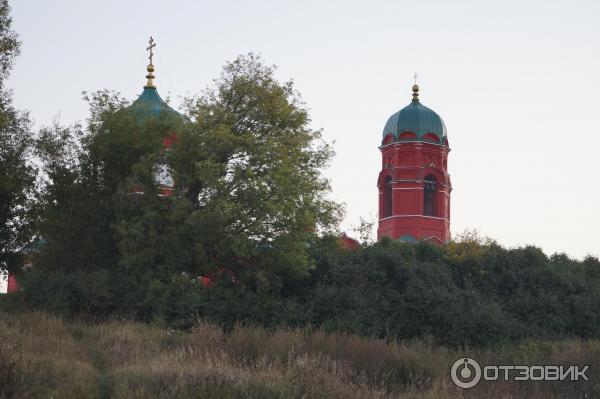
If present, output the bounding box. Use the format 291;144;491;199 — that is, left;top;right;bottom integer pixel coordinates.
451;357;481;388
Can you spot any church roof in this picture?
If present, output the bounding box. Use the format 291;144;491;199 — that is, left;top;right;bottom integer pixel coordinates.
382;85;447;145
126;38;183;123
128;86;181;122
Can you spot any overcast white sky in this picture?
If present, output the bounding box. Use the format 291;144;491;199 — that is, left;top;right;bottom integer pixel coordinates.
2;0;600;292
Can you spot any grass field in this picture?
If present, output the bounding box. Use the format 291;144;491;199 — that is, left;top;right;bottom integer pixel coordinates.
0;310;598;398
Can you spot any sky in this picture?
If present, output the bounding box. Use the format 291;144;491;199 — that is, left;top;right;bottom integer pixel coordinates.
2;0;600;291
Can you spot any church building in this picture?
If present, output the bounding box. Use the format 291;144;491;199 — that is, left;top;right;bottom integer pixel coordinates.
377;84;451;244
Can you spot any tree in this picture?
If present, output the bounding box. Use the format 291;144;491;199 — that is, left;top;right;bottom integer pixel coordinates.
116;54;343;292
26;53;342;318
0;0;36;274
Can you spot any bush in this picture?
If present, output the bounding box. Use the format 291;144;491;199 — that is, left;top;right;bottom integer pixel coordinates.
18;268;115;318
16;235;600;348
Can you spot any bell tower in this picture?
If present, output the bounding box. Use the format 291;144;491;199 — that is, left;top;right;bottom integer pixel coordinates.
377;84;451;244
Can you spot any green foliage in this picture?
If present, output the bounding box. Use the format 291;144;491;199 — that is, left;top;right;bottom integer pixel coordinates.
159;53;342;282
0;0;36;274
19;268;115;317
0;0;18;84
23;53;342;325
172;237;600;348
22;205;600;348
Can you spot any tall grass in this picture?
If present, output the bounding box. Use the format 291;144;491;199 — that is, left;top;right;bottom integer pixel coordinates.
0;311;598;398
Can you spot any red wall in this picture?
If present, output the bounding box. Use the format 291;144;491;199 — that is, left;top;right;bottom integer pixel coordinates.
7;272;20;293
377;137;451;243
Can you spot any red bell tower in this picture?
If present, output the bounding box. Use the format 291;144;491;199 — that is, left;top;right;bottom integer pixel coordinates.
377;84;451;244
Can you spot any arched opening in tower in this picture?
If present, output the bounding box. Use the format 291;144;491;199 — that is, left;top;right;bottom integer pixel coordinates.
383;175;393;217
423;174;437;216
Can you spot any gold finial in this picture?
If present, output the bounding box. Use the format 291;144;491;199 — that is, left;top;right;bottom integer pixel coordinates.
145;36;157;88
412;73;419;102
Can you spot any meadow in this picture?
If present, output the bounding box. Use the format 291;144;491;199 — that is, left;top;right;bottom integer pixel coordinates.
1;310;598;399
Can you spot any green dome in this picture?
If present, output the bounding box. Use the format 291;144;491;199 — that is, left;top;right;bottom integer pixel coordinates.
127;87;182;123
382;86;447;145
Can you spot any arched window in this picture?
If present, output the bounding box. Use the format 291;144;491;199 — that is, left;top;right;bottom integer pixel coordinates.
383;175;393;217
423;174;437;216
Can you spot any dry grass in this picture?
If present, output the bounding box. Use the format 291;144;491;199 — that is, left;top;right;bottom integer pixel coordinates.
0;311;598;398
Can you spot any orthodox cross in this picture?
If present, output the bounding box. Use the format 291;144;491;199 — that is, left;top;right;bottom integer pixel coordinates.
414;73;418;85
146;36;156;64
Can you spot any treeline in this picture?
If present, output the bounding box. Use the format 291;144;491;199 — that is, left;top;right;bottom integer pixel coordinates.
12;234;600;348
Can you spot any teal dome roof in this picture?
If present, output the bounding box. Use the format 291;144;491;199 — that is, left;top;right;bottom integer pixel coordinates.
125;60;183;123
382;85;447;144
127;87;182;122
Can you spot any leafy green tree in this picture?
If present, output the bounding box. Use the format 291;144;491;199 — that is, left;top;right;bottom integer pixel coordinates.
115;54;342;293
0;0;36;274
27;53;342;318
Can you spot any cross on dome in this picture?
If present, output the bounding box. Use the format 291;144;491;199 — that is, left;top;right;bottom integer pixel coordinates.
144;36;156;88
